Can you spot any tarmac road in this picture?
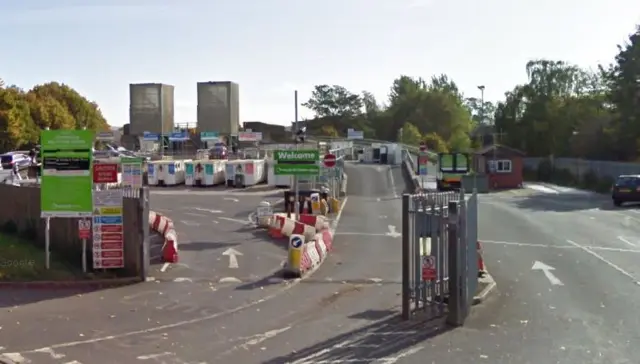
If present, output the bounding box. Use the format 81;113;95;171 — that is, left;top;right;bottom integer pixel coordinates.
0;163;424;363
148;190;287;284
11;170;639;363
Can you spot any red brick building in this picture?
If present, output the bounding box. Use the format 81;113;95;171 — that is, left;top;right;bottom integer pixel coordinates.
473;145;525;189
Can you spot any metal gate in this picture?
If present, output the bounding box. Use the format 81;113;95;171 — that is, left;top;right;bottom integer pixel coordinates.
401;189;478;325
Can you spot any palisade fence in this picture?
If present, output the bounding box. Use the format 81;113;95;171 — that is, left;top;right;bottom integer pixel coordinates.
0;184;149;279
523;157;640;180
401;189;479;326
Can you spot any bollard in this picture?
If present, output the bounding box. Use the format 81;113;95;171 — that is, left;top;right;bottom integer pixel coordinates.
287;234;305;276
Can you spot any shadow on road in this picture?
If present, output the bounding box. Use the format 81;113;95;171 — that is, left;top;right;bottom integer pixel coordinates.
511;192;628;212
262;312;452;364
178;241;240;252
0;287;99;308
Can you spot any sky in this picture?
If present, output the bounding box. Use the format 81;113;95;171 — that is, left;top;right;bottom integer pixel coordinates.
1;0;639;127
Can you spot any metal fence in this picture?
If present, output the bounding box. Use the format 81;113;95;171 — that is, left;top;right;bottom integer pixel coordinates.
401;189;478;326
524;157;640;180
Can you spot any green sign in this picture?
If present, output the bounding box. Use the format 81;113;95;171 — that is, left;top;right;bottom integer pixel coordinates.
274;164;320;176
40;130;94;217
274;149;320;176
274;150;319;163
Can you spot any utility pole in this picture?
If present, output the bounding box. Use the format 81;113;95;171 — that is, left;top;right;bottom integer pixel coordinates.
293;90;299;219
476;85;485;189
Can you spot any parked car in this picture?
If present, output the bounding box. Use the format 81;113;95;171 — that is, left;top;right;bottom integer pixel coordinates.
0;152;31;171
612;175;640;206
209;142;228;159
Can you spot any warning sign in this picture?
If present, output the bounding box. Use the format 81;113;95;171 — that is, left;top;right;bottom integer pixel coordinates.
421;255;436;281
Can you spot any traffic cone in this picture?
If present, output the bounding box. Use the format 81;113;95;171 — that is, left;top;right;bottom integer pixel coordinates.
477;241;486;277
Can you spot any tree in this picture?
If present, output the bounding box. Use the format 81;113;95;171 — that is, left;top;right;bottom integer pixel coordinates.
0;80;110;152
319;125;339;137
400;122;422;145
302;85;363;119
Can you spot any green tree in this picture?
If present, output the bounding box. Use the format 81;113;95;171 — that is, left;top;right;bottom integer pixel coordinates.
302;85;363;119
400;122;422;145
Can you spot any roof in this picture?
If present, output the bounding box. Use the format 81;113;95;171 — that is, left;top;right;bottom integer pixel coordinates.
474;144;525;156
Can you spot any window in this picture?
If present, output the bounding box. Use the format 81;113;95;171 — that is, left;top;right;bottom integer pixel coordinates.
488;159;512;173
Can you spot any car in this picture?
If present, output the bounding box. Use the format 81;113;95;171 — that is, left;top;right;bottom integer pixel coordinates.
209;143;228;159
0;153;31;171
611;174;640;206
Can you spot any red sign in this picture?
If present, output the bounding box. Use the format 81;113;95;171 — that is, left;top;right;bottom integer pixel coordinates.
101;233;123;242
95;258;124;268
78;220;91;239
323;153;337;168
97;241;124;250
419;141;427;152
93;163;118;183
100;224;123;233
421;256;436;281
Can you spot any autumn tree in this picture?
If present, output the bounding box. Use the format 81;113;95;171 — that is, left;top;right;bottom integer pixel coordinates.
0;80;110;152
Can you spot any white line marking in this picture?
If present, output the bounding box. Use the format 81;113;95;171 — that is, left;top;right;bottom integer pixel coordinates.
63;361;82;364
617;236;637;247
567;240;640;285
14;279;302;354
160;262;170;272
179;220;200;226
383;345;425;363
219;277;242;283
481;240;640;253
532;261;564;286
221;326;291;356
183;212;207;217
137;352;173;360
219;217;250;224
223;197;239;202
388;167;399;198
34;347;65;359
193;207;223;214
330;196;348;235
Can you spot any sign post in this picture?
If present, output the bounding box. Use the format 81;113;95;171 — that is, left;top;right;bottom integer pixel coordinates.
78;219;91;273
40;130;94;269
275;150;320;215
418;142;429;191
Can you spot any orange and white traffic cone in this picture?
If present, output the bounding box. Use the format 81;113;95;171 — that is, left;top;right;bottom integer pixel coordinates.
477;241;486;277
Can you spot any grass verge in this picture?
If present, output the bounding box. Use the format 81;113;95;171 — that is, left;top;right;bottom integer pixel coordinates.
0;232;82;281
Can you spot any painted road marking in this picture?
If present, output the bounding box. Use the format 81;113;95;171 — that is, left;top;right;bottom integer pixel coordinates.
137;352;173;360
219;217;250;224
223;197;239;202
566;239;640;285
160;262;170;272
617;236;637;247
532;261;564;286
481;240;640;253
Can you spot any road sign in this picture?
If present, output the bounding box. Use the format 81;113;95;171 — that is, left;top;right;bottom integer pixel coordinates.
200;131;219;141
40;130;94;218
419;141;427;152
78;219;91;239
421;255;436;281
290;236;303;249
274;150;320;176
93;163;119;183
418;153;429;176
323;153;337;168
96;131;115;141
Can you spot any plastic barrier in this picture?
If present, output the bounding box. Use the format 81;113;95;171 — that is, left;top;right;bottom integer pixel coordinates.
148;160;190;186
478;241;486;277
285;227;334;277
148;211;179;263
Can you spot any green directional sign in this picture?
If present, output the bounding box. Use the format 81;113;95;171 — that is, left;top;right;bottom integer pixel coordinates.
40;130;94;217
274;149;319;176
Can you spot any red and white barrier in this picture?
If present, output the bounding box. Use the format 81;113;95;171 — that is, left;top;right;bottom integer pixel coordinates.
477;241;486;277
298;214;328;231
295;227;334;275
149;211;179;263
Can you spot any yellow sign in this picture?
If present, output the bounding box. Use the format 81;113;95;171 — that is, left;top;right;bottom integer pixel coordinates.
99;207;122;215
287;235;304;274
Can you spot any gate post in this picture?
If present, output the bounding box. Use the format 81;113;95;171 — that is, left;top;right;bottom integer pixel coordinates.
446;201;464;326
401;194;411;320
139;187;150;281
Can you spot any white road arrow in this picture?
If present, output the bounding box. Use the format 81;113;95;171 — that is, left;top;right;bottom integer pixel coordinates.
386;225;401;238
223;248;243;269
532;261;563;286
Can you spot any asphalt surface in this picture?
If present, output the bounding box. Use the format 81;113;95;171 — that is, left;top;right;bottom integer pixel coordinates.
147;188;287;284
7;164;638;363
0;163;424;363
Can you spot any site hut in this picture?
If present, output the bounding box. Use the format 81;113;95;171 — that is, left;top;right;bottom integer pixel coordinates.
473;144;525;189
